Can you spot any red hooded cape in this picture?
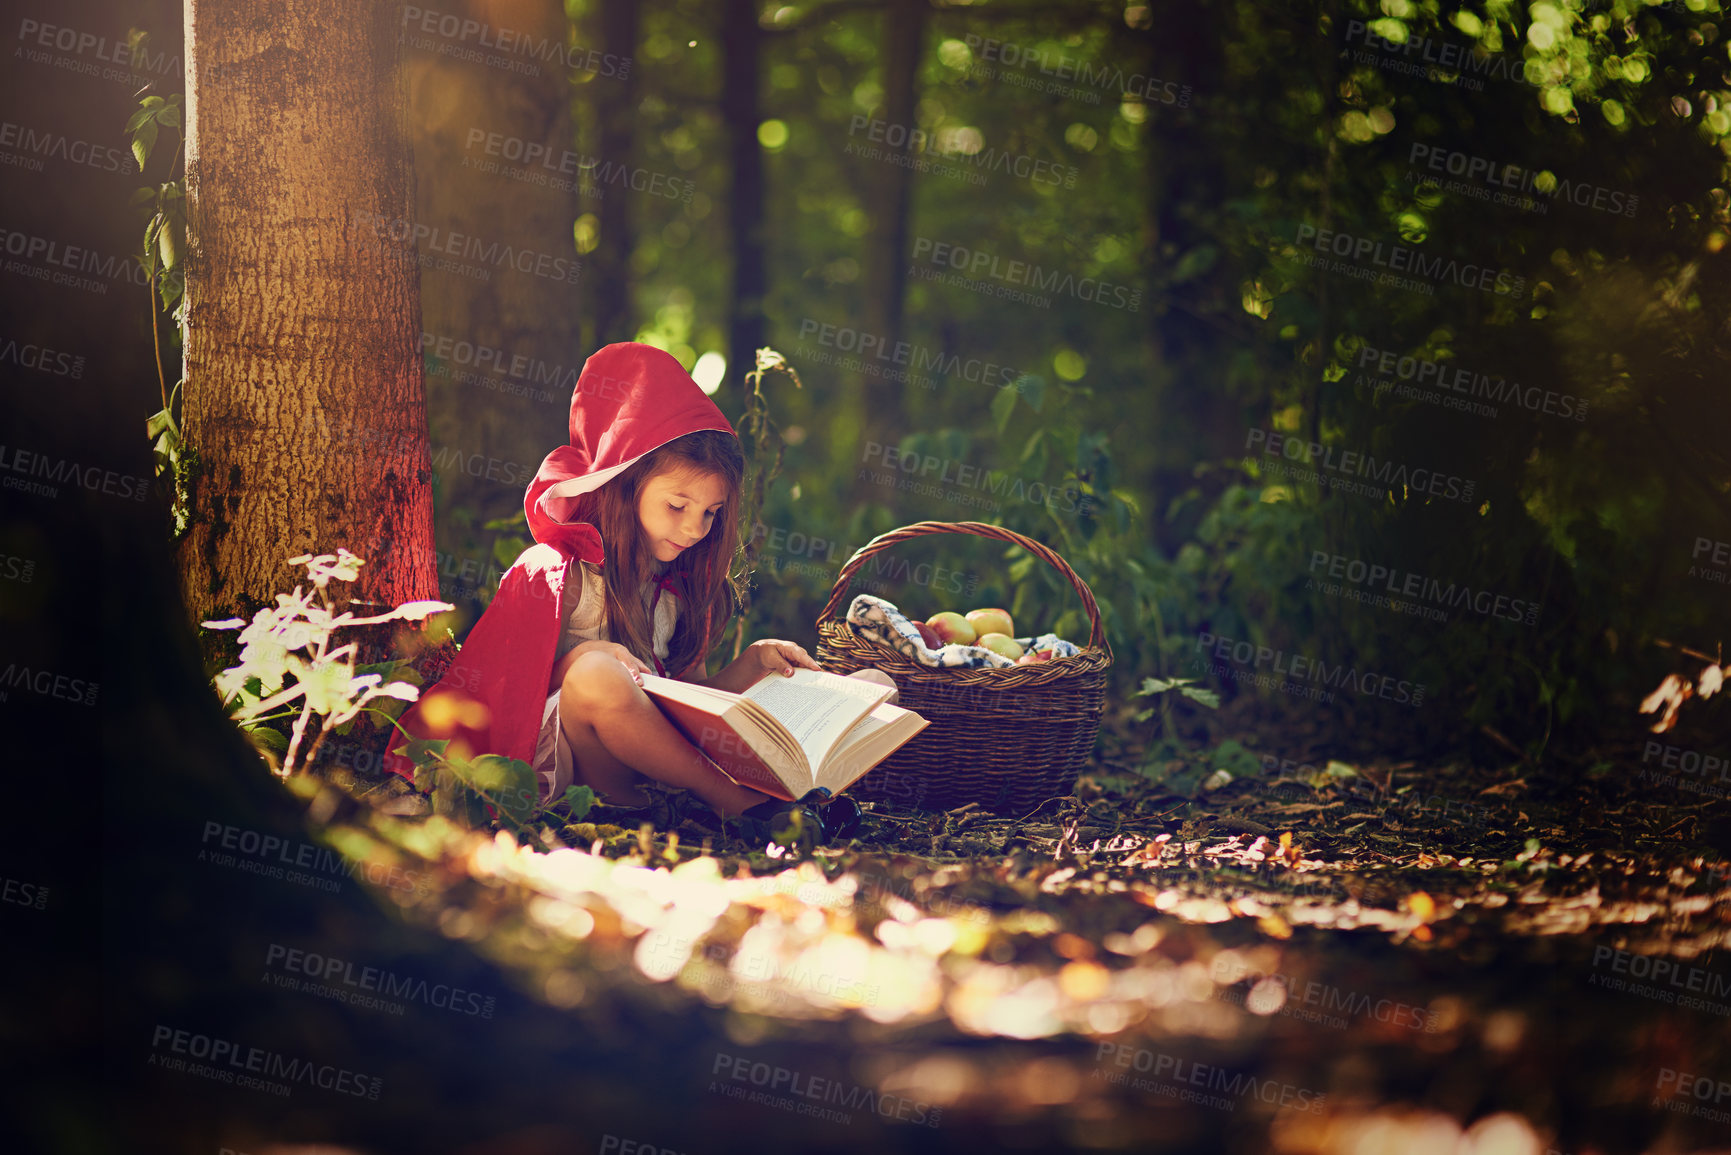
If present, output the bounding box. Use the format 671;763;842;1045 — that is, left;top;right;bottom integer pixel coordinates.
382;342;737;782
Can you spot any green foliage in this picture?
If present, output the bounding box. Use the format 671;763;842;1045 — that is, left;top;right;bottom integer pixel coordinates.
395;739;594;836
403;738;539;828
562;785;596;821
726;348;802;658
203;550;453;775
124;41;194;538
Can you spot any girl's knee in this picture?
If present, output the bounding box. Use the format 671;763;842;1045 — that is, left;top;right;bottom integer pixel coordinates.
562;650;636;709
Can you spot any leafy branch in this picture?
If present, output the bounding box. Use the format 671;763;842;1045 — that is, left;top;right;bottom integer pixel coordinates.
202;550;453;776
126;29;195;537
729;347;802;660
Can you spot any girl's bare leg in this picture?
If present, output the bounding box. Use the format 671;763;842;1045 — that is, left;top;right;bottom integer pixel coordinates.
558;651;771;816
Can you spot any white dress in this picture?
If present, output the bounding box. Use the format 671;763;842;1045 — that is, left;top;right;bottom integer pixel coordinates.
531;559;679;802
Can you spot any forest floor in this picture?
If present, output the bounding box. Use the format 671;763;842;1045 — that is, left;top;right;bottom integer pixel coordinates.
253;700;1731;1155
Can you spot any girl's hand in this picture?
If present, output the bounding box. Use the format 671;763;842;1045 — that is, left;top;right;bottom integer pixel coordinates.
744;639;824;679
573;640;653;680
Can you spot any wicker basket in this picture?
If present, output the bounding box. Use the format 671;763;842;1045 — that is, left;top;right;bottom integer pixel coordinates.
814;520;1113;813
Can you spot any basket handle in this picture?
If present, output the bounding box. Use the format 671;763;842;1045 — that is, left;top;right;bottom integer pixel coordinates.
815;520;1111;659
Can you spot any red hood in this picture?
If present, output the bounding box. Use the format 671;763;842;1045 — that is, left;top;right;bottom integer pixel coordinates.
524;342;736;561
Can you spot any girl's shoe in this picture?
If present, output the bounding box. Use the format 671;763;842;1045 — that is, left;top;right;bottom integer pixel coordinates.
733;797;824;849
812;790;863;840
734;788;863;847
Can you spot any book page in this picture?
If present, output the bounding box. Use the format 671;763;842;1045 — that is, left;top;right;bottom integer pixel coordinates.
741;669;879;770
816;702;928;796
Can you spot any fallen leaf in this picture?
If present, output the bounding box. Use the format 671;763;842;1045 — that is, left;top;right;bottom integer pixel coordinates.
1257;912;1294;939
1639;673;1692;733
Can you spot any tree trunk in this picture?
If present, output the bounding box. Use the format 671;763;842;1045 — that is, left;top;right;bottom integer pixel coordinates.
723;0;765;389
1137;2;1225;553
587;0;641;348
179;0;436;630
856;0;924;450
404;0;583;556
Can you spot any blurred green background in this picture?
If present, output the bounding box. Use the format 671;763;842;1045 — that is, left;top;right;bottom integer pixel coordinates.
419;0;1731;767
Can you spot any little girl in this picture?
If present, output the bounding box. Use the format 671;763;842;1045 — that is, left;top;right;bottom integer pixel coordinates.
385;342;887;840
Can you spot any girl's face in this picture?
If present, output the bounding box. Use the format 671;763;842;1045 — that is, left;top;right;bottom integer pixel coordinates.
637;467;728;564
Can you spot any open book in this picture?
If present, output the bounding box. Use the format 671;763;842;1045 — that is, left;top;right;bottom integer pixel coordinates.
638;668;929;801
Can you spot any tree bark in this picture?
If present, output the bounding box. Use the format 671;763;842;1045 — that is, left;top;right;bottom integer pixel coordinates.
723;0;766;390
856;0;924;450
179;0;436;629
404;0;583;549
587;0;641;348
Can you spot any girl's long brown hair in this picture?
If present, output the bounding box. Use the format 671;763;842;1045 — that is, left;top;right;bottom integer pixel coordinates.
571;430;745;678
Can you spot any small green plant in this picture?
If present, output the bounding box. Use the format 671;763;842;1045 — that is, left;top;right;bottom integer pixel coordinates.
202;550;453;776
728;347;802;659
393;738;594;831
124;34;195;538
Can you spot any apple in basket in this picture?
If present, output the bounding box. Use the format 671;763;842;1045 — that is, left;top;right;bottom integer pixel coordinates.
914;620;942;649
925;611;977;646
966;608;1014;639
976;633;1024;661
1015;648;1058;666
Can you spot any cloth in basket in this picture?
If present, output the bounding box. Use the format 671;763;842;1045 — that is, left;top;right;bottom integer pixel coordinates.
844;593;1080;669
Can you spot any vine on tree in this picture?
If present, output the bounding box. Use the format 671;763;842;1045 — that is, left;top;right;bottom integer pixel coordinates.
728;347;802;660
125;29;195;537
